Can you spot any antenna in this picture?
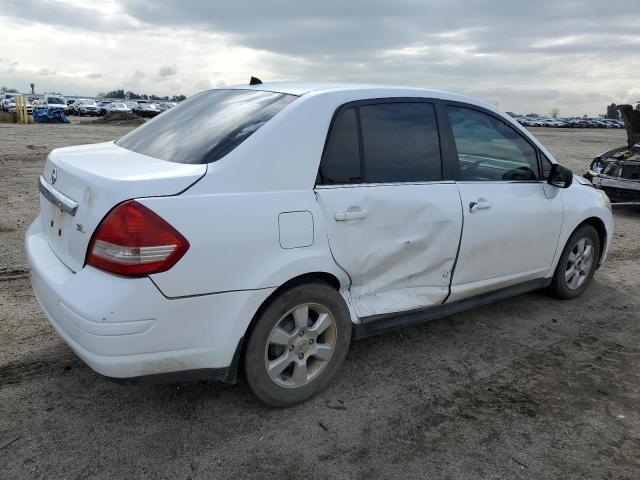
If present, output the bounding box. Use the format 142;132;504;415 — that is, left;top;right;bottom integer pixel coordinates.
249;76;263;85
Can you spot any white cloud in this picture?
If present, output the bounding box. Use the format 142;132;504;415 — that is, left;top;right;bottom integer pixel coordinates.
0;0;639;115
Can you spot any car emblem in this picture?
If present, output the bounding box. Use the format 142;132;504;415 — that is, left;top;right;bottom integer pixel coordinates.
51;169;57;185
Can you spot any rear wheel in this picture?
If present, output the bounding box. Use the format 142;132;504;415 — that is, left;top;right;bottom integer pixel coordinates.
244;282;351;407
550;224;600;299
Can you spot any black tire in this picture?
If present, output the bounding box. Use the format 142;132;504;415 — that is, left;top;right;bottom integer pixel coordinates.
244;282;352;407
550;224;601;299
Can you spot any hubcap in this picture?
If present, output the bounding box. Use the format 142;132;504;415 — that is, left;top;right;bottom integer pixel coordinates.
565;237;594;290
264;303;337;388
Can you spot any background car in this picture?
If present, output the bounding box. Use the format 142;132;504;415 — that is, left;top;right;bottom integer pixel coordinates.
96;101;112;116
43;95;68;112
585;104;640;204
7;97;34;115
133;102;160;117
156;102;176;112
70;98;100;116
1;93;17;111
107;102;132;114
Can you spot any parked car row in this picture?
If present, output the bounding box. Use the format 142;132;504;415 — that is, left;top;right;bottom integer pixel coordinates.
2;93;177;118
516;117;626;128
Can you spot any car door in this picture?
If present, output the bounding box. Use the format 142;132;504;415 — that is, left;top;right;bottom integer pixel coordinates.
315;100;463;318
443;103;564;302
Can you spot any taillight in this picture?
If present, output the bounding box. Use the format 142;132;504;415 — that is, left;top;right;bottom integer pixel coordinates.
87;200;189;277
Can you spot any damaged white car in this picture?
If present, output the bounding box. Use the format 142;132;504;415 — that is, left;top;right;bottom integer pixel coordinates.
26;83;613;406
586;104;640;205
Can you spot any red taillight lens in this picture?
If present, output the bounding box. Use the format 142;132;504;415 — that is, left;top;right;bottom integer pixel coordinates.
87;200;189;277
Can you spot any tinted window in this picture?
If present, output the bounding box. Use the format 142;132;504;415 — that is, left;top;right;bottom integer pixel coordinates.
117;89;296;164
360;103;441;183
447;106;539;181
319;108;362;184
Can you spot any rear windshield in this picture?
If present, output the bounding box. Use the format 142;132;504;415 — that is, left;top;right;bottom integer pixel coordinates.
116;89;297;164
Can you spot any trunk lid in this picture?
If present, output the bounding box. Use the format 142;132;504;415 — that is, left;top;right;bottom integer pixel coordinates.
618;104;640;149
39;141;205;272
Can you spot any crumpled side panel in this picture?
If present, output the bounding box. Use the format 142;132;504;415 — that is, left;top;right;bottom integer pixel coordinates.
317;183;463;318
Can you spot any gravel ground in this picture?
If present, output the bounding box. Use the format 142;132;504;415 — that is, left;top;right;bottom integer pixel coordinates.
0;123;638;479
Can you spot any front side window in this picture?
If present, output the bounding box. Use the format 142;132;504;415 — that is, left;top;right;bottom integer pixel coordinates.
318;101;442;185
117;89;296;164
447;106;539;181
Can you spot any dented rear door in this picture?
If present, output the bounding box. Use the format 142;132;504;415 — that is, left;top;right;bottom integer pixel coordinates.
316;183;462;317
315;100;462;318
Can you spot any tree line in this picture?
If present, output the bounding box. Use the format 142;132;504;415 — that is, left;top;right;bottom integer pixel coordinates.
98;89;186;102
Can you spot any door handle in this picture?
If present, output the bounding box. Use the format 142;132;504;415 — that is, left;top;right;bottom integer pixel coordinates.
334;207;368;222
469;198;492;213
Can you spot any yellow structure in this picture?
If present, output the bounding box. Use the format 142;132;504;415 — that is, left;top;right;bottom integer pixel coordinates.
15;95;30;124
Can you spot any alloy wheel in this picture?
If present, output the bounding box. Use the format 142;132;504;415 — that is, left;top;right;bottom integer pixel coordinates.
264;303;337;388
565;237;594;290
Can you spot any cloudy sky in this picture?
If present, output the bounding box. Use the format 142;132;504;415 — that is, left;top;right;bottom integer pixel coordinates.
1;0;639;116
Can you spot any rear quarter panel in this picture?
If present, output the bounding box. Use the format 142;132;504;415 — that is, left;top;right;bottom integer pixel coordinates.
142;191;349;298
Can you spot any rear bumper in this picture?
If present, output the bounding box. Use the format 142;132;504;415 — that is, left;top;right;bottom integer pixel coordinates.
25;217;274;380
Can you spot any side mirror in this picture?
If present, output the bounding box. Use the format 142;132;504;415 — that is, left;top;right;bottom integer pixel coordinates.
547;163;573;188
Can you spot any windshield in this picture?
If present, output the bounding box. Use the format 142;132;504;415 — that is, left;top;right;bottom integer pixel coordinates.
79;99;96;105
116;89;296;164
47;97;64;104
113;103;126;108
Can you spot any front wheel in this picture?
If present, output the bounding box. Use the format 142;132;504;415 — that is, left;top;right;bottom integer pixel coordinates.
550;224;601;299
244;282;352;407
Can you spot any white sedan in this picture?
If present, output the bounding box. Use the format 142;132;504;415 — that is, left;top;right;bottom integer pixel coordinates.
26;83;613;406
108;102;132;114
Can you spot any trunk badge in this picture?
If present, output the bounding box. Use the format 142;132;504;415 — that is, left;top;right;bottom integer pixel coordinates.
51;168;57;185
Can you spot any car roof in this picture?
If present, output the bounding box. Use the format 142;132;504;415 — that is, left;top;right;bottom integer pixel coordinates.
223;82;481;104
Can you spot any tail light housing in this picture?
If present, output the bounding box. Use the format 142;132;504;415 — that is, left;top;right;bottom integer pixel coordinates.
87;200;189;277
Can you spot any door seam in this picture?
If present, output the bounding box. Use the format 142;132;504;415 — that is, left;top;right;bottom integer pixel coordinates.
442;182;465;304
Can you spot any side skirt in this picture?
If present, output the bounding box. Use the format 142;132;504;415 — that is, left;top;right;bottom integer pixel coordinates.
353;278;551;340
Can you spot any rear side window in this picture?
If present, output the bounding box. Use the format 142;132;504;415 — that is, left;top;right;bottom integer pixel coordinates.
447;106;539;181
116;89;296;164
319;108;362;184
318;101;442;184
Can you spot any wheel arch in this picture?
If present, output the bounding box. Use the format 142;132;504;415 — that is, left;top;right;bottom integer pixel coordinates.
580;216;608;264
230;271;348;383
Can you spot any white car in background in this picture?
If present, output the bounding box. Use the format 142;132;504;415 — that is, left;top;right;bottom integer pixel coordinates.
26;83;613;406
1;92;17;111
43;95;69;112
2;93;34;114
156;102;177;112
108;102;132;114
72;99;100;116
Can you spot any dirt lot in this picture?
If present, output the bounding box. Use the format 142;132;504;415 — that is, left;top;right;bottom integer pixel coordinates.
0;123;638;479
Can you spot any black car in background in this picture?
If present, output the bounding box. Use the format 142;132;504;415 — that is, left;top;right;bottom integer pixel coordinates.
585;104;640;204
132;101;160;118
